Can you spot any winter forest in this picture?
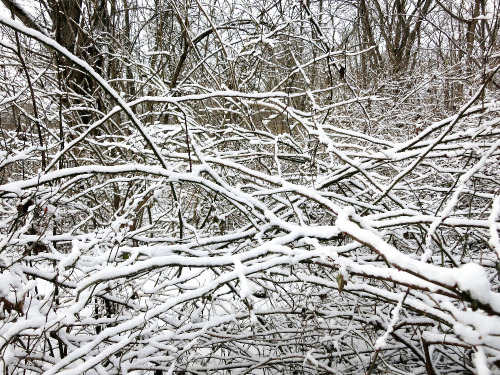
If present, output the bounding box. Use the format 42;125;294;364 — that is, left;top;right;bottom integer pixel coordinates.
0;0;499;373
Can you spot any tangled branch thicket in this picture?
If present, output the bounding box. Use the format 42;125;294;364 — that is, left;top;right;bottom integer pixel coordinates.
0;0;500;373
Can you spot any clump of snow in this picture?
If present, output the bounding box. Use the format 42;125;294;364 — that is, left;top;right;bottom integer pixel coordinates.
233;257;252;299
489;196;500;259
374;293;404;350
0;273;24;307
57;239;81;273
473;346;490;375
454;263;492;303
2;344;16;367
44;204;57;214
